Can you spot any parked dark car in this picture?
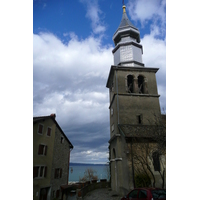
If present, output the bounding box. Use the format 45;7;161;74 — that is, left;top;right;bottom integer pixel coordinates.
121;188;166;200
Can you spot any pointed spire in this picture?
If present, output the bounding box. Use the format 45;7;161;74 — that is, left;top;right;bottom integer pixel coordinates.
112;4;141;45
118;5;136;30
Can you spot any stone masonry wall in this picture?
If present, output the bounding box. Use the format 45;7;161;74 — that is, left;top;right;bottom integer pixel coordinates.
50;126;71;200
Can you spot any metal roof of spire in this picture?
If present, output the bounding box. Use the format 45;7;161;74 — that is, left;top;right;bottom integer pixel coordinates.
113;5;140;44
118;5;138;30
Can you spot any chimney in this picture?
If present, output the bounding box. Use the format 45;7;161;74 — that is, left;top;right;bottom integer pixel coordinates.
50;113;56;119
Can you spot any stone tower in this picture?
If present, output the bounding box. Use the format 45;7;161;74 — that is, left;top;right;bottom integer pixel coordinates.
106;5;164;195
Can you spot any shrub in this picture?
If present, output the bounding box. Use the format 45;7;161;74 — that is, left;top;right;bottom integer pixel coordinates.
135;173;151;188
79;168;98;182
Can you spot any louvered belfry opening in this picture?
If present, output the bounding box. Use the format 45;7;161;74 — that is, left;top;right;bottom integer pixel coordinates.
127;75;134;93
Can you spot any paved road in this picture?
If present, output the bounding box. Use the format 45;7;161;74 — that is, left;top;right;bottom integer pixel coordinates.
83;188;122;200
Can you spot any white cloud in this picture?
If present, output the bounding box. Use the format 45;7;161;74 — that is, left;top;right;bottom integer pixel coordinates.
79;0;106;34
33;32;113;127
142;27;166;74
141;26;166;111
127;0;166;25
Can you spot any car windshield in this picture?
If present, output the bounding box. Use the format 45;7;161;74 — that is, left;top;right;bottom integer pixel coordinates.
151;189;166;199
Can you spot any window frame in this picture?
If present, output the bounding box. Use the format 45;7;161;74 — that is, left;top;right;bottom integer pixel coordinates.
54;168;62;179
38;144;47;156
33;166;47;179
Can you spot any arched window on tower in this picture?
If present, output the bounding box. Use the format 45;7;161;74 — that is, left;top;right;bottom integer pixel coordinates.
127;75;134;93
138;75;144;94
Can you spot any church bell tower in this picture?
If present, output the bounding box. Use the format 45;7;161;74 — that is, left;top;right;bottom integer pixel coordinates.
106;4;162;195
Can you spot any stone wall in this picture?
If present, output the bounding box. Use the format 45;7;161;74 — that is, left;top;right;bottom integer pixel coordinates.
50;126;71;199
75;180;110;199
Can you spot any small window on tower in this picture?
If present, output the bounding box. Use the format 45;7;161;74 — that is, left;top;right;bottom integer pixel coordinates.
138;75;144;93
61;137;64;143
137;115;142;124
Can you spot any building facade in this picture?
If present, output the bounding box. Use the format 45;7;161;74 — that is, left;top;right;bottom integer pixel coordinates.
106;5;166;195
33;114;73;200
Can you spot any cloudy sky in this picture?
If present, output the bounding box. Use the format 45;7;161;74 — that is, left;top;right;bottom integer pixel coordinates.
33;0;166;164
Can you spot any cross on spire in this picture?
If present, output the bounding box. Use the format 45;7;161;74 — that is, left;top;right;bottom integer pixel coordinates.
122;0;125;5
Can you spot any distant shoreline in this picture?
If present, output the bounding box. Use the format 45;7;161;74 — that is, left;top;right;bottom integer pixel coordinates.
70;163;109;166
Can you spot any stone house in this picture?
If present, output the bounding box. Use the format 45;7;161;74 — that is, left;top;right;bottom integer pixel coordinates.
106;5;166;195
33;114;73;200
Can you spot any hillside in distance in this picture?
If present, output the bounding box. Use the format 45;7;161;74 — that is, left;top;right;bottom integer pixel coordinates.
70;162;109;166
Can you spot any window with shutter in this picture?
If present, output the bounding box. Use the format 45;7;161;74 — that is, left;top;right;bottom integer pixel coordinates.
33;166;39;178
38;144;47;155
60;168;62;178
38;144;43;155
33;166;46;178
38;124;43;134
40;166;44;177
44;146;47;155
54;169;57;178
47;127;51;136
54;168;62;179
44;167;47;177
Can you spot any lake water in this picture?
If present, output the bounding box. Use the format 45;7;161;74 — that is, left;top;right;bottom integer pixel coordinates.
68;163;110;183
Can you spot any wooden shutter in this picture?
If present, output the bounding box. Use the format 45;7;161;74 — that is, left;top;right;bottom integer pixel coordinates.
40;166;44;177
60;168;62;178
38;144;43;155
44;146;47;155
54;169;57;178
33;166;39;178
47;127;51;136
44;166;47;177
38;124;43;134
